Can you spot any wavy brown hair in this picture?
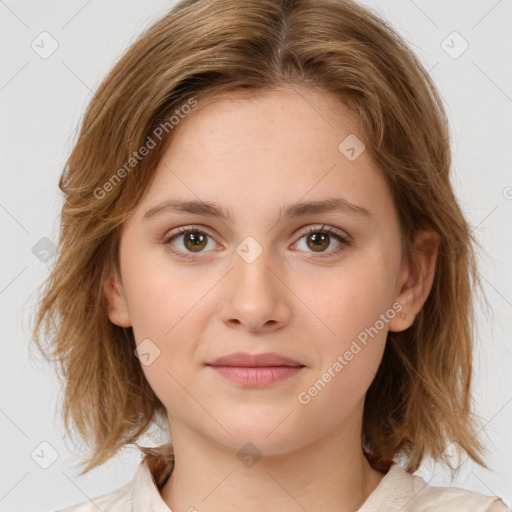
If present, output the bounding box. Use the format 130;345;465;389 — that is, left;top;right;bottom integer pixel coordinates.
31;0;491;476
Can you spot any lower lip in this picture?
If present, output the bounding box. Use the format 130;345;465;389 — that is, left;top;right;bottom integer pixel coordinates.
207;365;304;387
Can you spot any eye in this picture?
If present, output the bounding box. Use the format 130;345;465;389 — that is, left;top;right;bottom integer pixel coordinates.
163;225;218;260
163;224;351;261
292;224;351;258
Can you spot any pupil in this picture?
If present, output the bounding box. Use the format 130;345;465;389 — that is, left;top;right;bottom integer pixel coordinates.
189;233;202;245
309;233;328;251
186;232;206;250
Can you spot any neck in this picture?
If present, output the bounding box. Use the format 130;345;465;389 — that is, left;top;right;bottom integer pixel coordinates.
159;419;386;512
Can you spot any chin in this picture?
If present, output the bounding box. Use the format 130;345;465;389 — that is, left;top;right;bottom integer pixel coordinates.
208;420;306;457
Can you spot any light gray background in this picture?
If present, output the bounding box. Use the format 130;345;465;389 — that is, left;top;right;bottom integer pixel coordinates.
1;1;511;510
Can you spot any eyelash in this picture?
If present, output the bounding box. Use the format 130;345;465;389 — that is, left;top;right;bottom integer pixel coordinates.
162;224;351;261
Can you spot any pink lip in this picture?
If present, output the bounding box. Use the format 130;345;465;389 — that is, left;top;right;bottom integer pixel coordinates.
207;351;303;367
209;366;304;387
206;352;305;388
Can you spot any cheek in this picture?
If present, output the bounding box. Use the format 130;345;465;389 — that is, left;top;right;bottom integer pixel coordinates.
128;273;206;417
121;256;214;396
304;255;396;343
122;250;208;339
297;314;387;422
297;255;394;396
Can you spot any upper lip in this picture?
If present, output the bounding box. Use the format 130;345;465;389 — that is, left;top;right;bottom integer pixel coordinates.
207;352;304;367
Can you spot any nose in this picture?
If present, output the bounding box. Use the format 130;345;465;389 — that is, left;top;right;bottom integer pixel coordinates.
217;242;292;333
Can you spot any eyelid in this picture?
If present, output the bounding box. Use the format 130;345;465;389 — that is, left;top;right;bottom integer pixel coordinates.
163;224;218;243
294;224;350;242
163;224;350;243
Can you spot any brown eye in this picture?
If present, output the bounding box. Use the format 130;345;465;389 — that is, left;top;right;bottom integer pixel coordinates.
164;226;217;259
182;231;207;252
293;225;350;257
306;232;331;252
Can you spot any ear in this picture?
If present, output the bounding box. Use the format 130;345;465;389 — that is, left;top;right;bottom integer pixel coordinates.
103;266;132;328
388;229;440;332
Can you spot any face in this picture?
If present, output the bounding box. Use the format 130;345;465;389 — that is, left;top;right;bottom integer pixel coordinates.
105;86;431;457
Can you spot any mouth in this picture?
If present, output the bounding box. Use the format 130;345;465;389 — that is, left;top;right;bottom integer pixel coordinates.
206;352;305;387
207;365;305;387
206;351;304;367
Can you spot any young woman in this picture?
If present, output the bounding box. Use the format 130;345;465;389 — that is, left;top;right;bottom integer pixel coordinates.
32;0;509;510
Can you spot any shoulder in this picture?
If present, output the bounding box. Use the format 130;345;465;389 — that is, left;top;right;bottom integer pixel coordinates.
406;483;509;511
396;465;509;512
55;443;174;512
55;480;132;511
361;463;509;512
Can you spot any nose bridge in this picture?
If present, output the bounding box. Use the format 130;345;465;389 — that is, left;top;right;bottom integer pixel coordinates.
218;234;291;331
232;234;278;298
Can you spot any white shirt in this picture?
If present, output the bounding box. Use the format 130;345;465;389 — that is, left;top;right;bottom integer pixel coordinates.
57;443;509;511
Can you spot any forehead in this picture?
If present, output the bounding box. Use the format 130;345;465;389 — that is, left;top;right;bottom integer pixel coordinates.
173;85;361;152
135;86;392;225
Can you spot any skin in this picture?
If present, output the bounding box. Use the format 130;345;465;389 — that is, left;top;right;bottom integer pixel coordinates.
105;85;439;512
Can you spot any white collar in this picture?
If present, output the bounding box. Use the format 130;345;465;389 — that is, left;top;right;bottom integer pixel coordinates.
129;447;414;512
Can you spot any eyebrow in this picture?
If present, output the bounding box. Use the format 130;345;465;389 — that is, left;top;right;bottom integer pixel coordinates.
142;197;372;222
